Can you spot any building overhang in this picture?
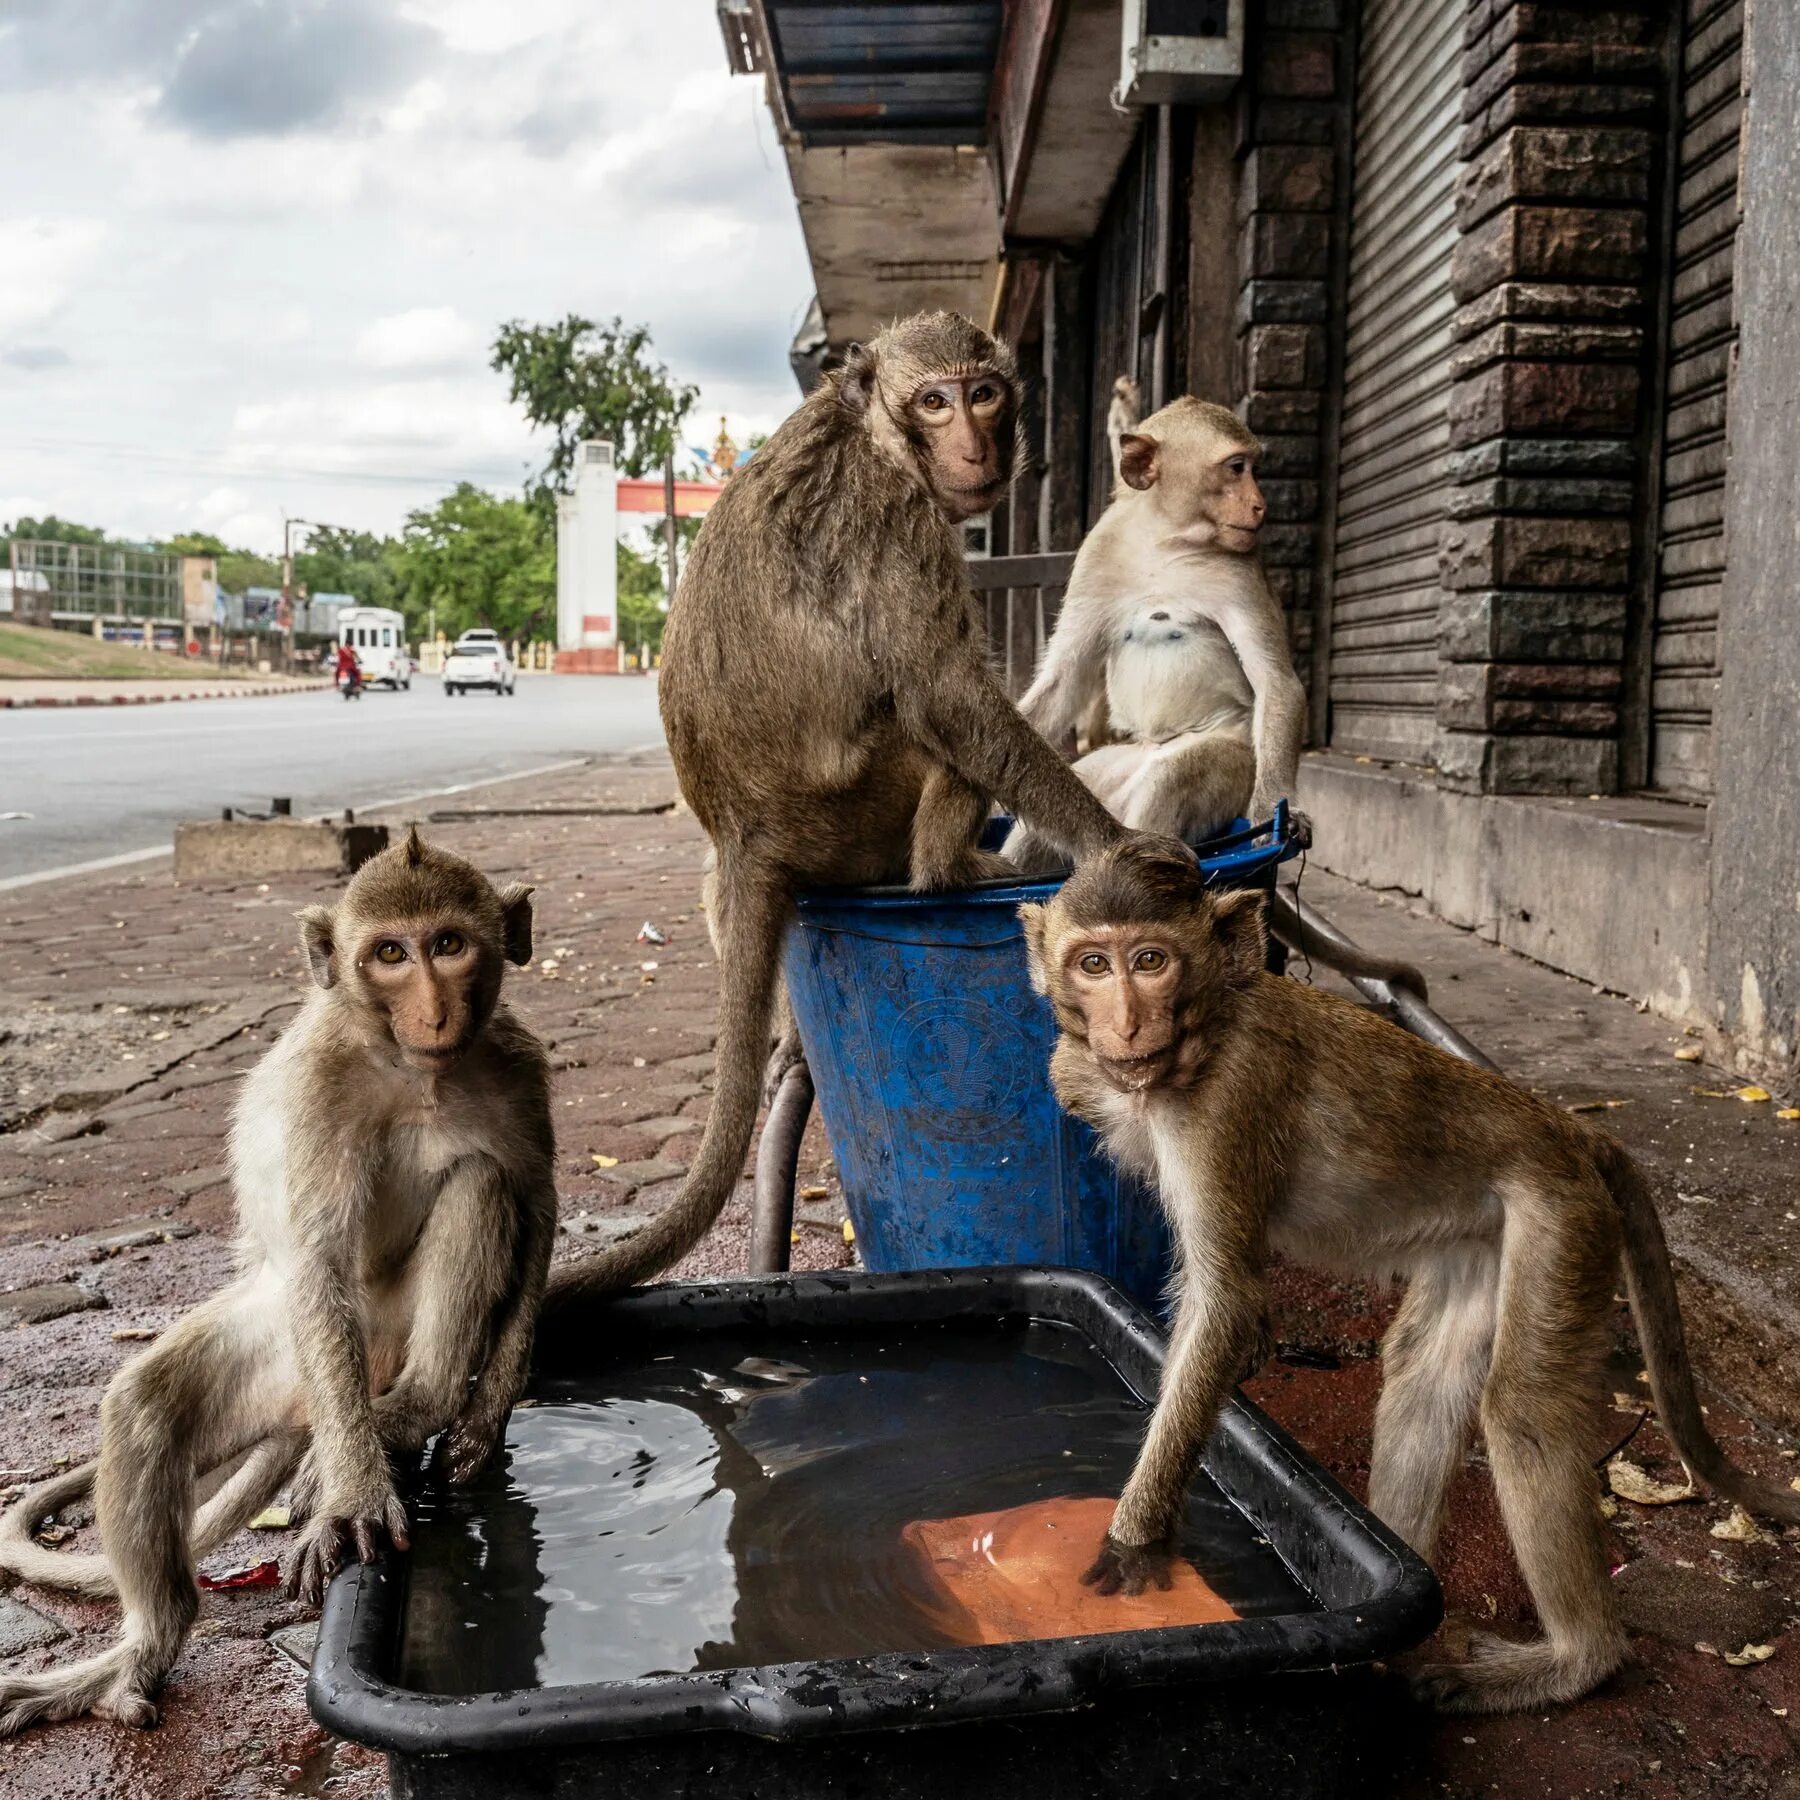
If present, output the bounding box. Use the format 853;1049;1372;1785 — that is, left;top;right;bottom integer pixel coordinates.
737;1;1004;363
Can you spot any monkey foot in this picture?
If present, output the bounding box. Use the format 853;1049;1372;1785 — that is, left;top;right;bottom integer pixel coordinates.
432;1415;503;1486
911;848;1019;892
286;1495;411;1606
0;1677;157;1738
100;1690;158;1730
1412;1629;1626;1715
1080;1534;1176;1598
760;1031;807;1107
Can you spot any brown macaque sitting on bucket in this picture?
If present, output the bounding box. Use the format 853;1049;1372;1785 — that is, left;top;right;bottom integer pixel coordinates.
0;831;555;1735
1003;388;1308;873
543;310;1130;1310
1019;838;1800;1715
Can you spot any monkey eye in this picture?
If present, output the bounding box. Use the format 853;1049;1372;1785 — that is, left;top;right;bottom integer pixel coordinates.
1227;457;1248;475
433;930;467;957
970;382;998;406
1133;948;1168;973
919;390;951;411
373;941;407;965
1078;952;1110;976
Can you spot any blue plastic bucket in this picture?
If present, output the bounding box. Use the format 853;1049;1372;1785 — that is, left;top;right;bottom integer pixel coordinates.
783;807;1299;1311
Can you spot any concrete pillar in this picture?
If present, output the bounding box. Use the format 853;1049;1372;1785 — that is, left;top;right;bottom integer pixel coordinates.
1707;0;1800;1077
1433;1;1658;795
555;441;619;664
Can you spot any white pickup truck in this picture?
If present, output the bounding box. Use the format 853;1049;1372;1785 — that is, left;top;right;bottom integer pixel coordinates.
443;629;516;697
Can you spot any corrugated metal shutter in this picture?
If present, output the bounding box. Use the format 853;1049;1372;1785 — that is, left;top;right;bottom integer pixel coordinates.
1651;0;1743;799
1326;0;1462;762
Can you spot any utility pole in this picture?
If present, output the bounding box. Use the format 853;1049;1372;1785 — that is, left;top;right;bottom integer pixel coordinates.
281;516;351;670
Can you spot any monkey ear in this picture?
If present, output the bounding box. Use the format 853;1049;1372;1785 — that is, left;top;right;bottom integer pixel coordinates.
297;905;337;990
498;883;535;967
1118;434;1159;491
839;343;876;416
1018;903;1051;994
1209;889;1267;986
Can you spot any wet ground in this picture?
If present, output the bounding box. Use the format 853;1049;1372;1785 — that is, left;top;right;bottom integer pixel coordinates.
0;748;1794;1798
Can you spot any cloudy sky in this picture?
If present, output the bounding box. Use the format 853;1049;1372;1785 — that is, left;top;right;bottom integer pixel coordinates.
0;0;815;552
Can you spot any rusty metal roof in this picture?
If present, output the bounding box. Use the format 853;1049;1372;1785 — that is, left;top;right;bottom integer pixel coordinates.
763;2;1001;147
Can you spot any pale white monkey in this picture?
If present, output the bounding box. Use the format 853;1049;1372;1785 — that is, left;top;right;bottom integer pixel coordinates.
1003;393;1308;873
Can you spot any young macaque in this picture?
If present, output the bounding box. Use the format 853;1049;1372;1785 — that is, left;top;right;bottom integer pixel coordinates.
547;310;1127;1306
1021;839;1800;1715
1004;391;1307;873
0;830;555;1735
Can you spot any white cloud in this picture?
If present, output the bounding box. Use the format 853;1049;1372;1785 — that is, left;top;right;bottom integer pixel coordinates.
355;306;484;371
190;485;284;552
228;376;540;479
0;3;815;546
0;218;105;339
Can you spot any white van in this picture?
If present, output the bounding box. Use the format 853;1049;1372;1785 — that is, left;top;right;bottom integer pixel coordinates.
337;606;411;690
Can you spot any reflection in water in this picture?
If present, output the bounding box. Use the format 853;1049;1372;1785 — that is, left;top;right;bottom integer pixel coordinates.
398;1319;1316;1695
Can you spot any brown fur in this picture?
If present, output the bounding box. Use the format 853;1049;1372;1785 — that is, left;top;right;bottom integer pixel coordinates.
1021;838;1800;1715
545;310;1127;1304
0;833;555;1736
1007;388;1308;875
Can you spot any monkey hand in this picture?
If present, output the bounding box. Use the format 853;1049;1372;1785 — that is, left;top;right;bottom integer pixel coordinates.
1080;1534;1176;1598
1287;808;1313;850
286;1485;410;1606
431;1409;506;1487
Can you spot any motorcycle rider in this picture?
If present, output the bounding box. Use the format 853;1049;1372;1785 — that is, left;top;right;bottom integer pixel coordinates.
334;639;362;697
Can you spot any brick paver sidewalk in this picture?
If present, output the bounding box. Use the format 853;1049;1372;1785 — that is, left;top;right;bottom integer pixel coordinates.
0;750;1793;1799
0;750;847;1799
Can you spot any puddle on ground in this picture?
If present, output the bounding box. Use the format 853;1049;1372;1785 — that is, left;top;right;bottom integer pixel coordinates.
398;1318;1316;1693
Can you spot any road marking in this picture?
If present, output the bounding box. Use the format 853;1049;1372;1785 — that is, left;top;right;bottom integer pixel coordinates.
0;755;601;894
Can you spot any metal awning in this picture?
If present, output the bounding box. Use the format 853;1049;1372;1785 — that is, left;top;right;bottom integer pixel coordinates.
763;2;1002;146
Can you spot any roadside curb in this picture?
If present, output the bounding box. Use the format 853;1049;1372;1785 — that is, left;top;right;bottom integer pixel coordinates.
0;681;330;709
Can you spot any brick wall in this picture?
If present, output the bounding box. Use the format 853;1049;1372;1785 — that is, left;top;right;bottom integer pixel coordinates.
1435;0;1662;793
1232;1;1352;709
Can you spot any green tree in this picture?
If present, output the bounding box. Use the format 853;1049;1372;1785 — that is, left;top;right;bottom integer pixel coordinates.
158;532;279;596
2;514;110;554
491;315;699;495
217;550;282;593
616;539;667;653
293;525;403;611
160;531;230;558
389;484;555;642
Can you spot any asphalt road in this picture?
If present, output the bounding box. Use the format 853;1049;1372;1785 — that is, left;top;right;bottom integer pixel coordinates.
0;673;667;884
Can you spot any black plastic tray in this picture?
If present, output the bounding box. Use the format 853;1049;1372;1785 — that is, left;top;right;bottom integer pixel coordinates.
310;1268;1441;1799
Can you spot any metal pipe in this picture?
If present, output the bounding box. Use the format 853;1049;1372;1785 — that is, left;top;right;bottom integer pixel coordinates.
749;1059;815;1275
1267;890;1500;1073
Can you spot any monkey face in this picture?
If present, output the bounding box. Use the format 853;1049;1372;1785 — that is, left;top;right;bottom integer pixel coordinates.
1196;441;1267;550
908;371;1016;521
1021;839;1269;1092
1118;402;1266;553
353;919;499;1070
1054;924;1186;1088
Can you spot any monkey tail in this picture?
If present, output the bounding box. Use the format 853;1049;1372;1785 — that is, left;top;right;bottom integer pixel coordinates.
546;867;790;1301
1265;893;1429;1001
0;1462;116;1600
1603;1138;1800;1524
0;1436;301;1605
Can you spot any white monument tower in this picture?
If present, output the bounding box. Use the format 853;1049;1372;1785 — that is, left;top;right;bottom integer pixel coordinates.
555;440;619;670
